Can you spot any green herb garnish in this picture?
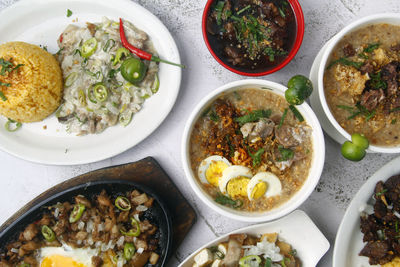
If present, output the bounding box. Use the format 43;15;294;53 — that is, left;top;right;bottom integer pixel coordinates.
215;193;243;208
0;91;6;101
289;249;297;256
0;82;11;87
277;145;294;162
369;71;387;90
376;188;387;197
67;9;73;17
214;1;225;25
249;148;265;167
234;109;271;125
392;119;397;125
364;43;380;53
237;5;251;15
264;258;272;267
327;57;363;70
209;246;225;259
209;110;220;122
233;91;241;100
337;105;355;111
5;118;22;132
278;108;288;129
289;105;304;122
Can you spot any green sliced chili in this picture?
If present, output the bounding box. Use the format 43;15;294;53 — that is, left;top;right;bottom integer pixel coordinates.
120;217;141;237
78;89;86;106
119;111;133;126
65;72;78;87
5;119;22;132
103;39;116;52
124;243;136;260
239;255;261;267
41;225;56;242
69;203;85;223
92;83;108;102
115;196;131;211
151;74;160;93
113;47;130;66
81;37;98;58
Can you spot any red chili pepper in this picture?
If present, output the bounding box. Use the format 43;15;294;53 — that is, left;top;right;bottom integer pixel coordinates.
59;34;63;43
119;18;185;68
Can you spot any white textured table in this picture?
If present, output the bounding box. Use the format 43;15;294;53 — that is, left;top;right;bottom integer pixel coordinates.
0;0;399;266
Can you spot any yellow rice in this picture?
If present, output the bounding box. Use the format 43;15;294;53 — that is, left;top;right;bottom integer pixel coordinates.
0;41;63;122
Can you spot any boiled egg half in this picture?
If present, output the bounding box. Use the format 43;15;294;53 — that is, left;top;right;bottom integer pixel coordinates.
219;165;253;198
198;155;231;186
38;243;98;267
247;172;282;200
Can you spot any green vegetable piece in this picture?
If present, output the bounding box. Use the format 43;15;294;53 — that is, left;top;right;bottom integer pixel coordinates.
341;140;366;161
103;39;116;52
327;57;363;70
0;91;7;101
285;75;313;105
151;74;160;93
215;193;243;209
120;217;141;237
41;225;56;242
277;145;294;161
67;9;73;17
5;118;22;132
264;257;272;267
113;47;130;66
289;105;304;122
209;110;220;122
115;196;131;211
69;203;85;223
93;83;108;102
120;58;147;84
81;37;98;58
239;255;262;267
119;111;133;127
65;72;78;87
17;262;30;267
364;43;380;53
278;108;288;129
249;148;265;167
123;243;136;261
351;133;369;150
234;109;272;125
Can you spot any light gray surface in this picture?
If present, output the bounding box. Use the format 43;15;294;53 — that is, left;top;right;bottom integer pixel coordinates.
0;0;399;266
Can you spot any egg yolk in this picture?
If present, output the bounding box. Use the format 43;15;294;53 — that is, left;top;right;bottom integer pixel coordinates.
227;177;250;198
206;161;229;187
251;182;268;199
41;255;87;267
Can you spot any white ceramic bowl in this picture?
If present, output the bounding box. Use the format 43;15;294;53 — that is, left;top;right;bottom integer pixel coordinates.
317;13;400;153
181;79;325;222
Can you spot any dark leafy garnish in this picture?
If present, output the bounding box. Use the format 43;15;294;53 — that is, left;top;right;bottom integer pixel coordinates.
277;145;294;162
237;5;251;15
340;103;376;121
278;108;288;129
209;110;220;122
337;105;355;111
248;148;265;167
225;135;235;157
234;109;271;125
214;1;225;25
209;246;225;259
369;72;387;90
67;9;73;17
215;193;243;208
364;43;380;53
289;105;304;122
0;91;6;101
264;47;288;62
327;57;363;70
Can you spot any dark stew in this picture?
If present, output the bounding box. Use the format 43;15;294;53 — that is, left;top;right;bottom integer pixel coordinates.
206;0;297;73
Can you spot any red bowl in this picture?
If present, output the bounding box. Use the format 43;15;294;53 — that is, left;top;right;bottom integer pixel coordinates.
202;0;305;76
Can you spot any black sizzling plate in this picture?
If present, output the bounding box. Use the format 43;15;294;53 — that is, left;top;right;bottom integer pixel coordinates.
0;179;172;267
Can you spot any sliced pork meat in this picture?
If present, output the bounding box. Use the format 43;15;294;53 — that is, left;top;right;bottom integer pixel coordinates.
360;89;385;111
240;118;275;142
222;234;247;267
274;125;302;147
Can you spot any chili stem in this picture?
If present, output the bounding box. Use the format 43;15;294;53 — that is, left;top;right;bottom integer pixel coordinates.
151;55;186;68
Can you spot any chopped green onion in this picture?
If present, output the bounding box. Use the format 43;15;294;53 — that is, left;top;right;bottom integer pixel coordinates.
0;91;6;101
234;109;272;125
327;57;363;70
278;108;288;129
66;9;73;17
364;43;380;53
277;145;294;162
103;39;116;52
237;5;251;15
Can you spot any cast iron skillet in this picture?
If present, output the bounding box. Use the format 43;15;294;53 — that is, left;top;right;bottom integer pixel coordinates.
0;179;172;267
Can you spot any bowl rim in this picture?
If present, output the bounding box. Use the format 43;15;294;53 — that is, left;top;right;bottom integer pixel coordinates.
181;79;325;222
201;0;305;76
317;13;400;153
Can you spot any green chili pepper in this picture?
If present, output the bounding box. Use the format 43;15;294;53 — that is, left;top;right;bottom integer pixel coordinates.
120;57;147;84
81;37;98;58
103;39;116;52
115;196;131;211
92;83;108;102
78;89;86;106
239;255;261;267
113;47;130;66
41;225;56;242
69;203;85;223
123;243;136;260
65;72;78;87
151;74;160;93
120;217;141;237
5;118;22;132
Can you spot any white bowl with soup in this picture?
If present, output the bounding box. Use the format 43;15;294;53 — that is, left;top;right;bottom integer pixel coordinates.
318;13;400;153
181;80;325;222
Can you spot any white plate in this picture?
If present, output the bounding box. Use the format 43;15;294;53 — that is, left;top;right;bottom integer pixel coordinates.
0;0;181;165
333;156;400;267
178;210;330;267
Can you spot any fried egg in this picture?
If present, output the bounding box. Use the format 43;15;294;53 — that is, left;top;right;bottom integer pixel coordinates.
198;155;231;186
247;172;282;200
219;165;252;197
38;243;98;267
